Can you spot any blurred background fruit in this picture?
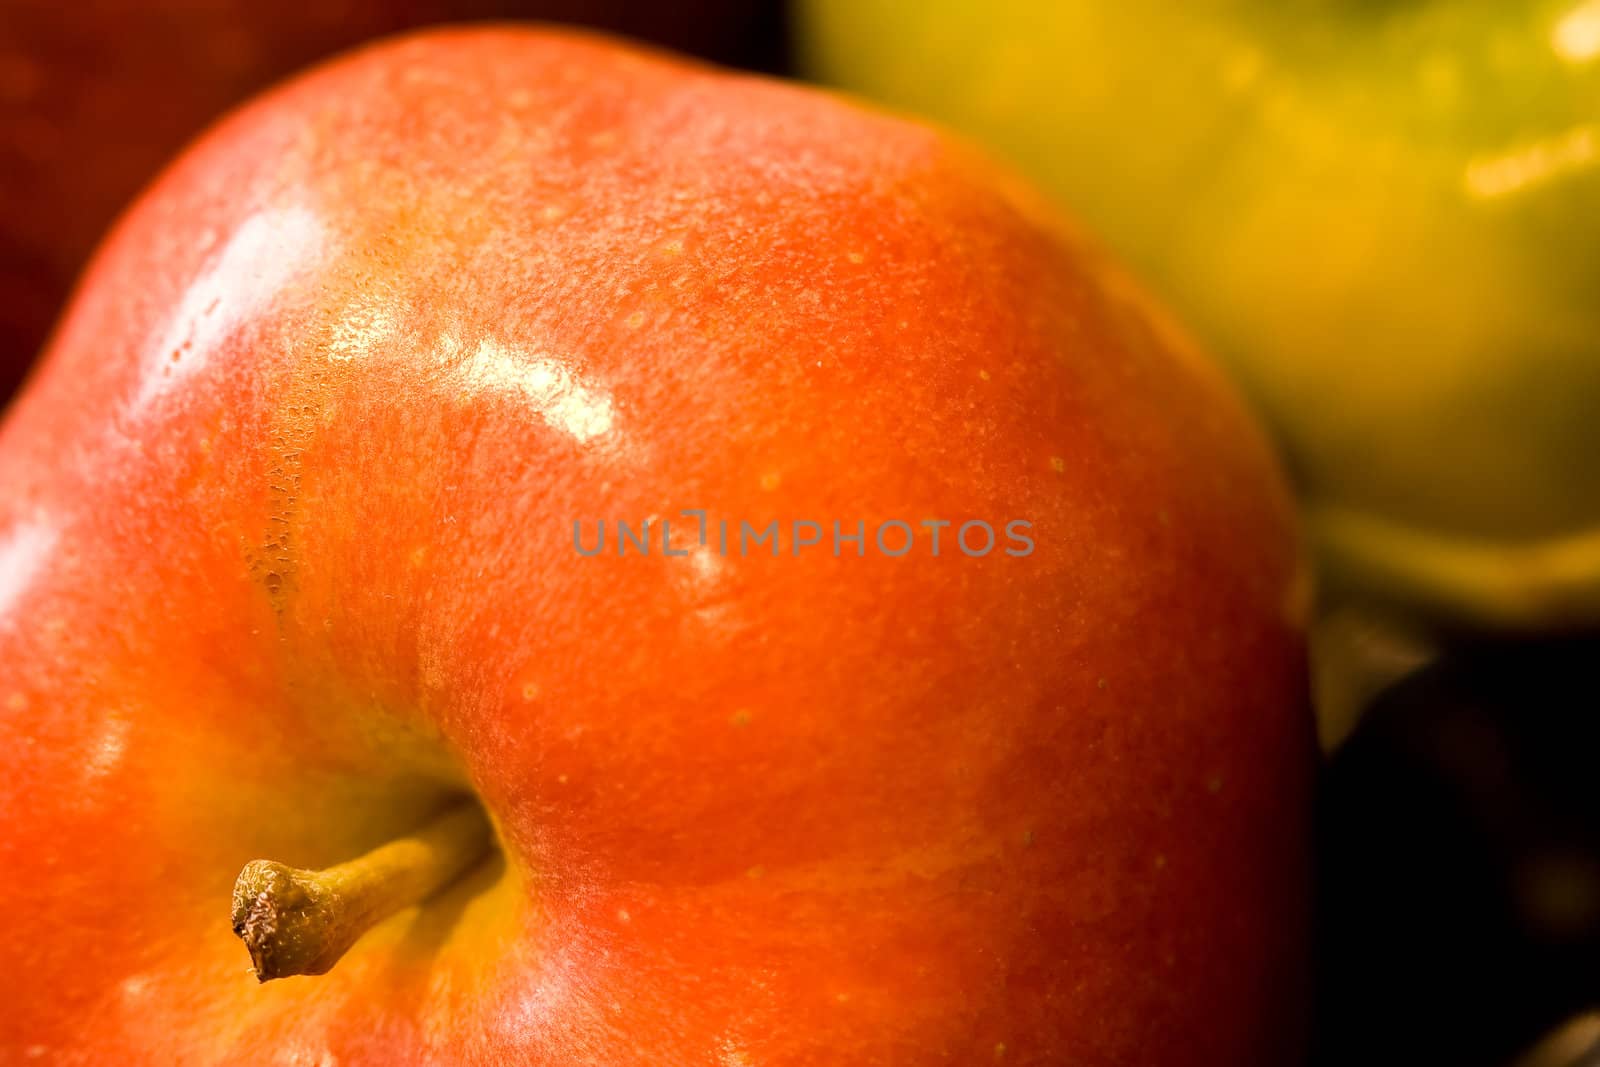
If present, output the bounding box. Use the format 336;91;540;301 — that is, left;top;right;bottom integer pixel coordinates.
1514;1014;1600;1067
798;0;1600;630
0;0;787;404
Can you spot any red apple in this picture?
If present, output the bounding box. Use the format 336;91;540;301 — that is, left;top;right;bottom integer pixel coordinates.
0;0;784;402
0;27;1312;1066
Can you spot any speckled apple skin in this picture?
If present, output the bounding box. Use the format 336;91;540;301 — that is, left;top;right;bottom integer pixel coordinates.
0;27;1312;1067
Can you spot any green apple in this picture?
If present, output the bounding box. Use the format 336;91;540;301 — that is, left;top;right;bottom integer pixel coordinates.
799;0;1600;628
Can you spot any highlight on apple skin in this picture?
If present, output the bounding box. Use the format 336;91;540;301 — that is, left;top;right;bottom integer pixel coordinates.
0;26;1314;1066
0;0;789;402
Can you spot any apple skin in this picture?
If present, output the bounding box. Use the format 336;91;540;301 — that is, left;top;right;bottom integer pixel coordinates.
0;0;785;405
0;27;1312;1066
798;0;1600;626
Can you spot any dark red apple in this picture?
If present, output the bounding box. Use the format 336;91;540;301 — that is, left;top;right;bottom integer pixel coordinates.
0;27;1312;1065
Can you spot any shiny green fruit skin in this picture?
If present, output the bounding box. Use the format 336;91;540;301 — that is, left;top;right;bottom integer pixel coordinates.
800;0;1600;628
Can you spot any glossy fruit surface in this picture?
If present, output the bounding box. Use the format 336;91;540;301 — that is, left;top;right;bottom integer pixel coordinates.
800;0;1600;627
0;0;784;401
0;28;1312;1065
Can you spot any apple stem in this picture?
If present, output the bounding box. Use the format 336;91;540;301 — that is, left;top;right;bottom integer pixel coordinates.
230;799;494;982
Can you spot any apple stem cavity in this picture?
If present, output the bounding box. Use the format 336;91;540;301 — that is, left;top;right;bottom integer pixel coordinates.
230;799;494;982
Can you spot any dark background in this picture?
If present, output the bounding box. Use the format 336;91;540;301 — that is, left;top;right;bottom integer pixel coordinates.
1315;637;1600;1066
